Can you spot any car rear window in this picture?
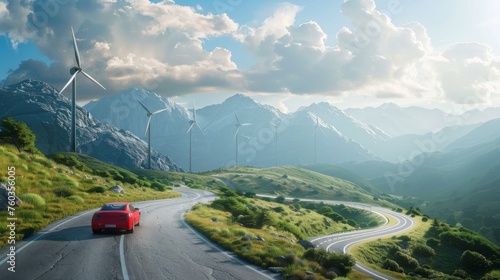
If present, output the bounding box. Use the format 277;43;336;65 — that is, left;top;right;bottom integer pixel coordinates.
101;204;127;210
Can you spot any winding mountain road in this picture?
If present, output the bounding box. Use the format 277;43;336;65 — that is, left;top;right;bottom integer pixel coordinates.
308;200;415;280
258;196;416;280
0;188;414;280
0;188;276;280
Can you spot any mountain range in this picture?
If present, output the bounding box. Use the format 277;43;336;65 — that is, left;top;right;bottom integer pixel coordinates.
0;80;182;171
3;79;500;243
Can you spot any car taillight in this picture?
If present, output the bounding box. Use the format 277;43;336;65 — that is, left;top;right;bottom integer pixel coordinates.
122;213;131;218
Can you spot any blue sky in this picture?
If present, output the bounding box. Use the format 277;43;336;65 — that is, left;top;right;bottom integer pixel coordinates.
1;0;500;112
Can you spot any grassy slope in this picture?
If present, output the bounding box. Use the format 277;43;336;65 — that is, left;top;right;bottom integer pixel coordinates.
185;196;359;280
0;145;180;247
351;217;500;279
203;166;395;208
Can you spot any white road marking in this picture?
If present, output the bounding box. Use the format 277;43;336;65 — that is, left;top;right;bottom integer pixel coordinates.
181;212;275;280
119;235;129;280
0;209;95;265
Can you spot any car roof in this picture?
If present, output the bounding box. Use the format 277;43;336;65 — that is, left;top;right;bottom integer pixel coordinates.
105;202;128;205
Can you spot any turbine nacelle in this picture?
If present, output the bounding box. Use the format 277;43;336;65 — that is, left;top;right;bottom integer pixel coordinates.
70;66;81;75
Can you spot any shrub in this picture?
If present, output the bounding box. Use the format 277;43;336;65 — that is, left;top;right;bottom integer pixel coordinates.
273;206;285;213
426;237;440;247
303;248;356;274
19;193;46;207
150;182;166;191
67;196;84;203
53;187;75;198
399;235;411;242
394;251;419;269
383;259;402;273
412;243;436;257
87;186;106;193
460;250;492;270
452;269;470;279
275;196;286;204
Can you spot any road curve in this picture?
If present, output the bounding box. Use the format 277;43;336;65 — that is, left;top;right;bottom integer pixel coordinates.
308;201;415;280
0;188;277;280
257;195;415;280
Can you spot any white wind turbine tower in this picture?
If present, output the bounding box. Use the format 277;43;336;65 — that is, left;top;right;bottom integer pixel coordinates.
270;118;282;167
233;111;251;166
313;115;327;164
186;101;204;173
59;26;106;153
138;100;168;169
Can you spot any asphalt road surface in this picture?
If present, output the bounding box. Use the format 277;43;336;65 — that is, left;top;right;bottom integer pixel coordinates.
309;201;415;280
0;188;277;280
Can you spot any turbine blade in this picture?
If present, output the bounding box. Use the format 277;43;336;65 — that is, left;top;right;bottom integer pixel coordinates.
195;123;206;136
233;127;240;140
145;116;152;136
187;122;195;134
81;70;106;90
59;70;79;94
152;108;168;115
71;26;81;68
193;101;197;121
137;100;151;114
234;111;241;125
241;123;252;126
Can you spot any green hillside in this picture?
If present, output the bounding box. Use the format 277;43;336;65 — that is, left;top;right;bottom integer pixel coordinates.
202;165;396;208
0;145;180;247
341;138;500;245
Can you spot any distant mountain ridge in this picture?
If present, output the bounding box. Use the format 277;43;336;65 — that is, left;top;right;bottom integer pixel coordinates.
0;80;182;171
86;91;382;171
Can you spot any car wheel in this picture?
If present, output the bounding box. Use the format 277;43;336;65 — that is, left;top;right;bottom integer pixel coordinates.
127;223;134;233
92;229;100;234
136;221;140;226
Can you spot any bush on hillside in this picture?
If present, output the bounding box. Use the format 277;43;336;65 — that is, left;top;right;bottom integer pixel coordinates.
460;250;492;271
303;248;356;275
150;182;166;191
412;243;436;258
394;251;419;269
383;259;403;273
53;187;75;198
19;193;46;207
87;186;106;193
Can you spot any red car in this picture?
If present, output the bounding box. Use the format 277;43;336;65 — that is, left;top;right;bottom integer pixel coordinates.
91;202;140;234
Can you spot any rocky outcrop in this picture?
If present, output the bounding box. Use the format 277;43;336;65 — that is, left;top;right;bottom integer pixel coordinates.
0;183;22;211
0;80;183;171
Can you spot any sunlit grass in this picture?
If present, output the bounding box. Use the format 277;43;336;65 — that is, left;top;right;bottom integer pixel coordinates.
186;197;359;280
0;144;181;248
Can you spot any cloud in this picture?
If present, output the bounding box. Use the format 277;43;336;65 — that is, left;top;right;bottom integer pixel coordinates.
0;0;241;99
433;43;500;104
1;0;500;107
238;0;431;97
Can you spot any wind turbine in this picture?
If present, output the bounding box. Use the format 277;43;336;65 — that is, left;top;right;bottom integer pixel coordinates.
313;115;327;164
233;111;251;166
138;100;168;169
270;118;282;166
186;101;204;173
59;26;106;153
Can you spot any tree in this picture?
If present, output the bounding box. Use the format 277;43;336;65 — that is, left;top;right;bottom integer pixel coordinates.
0;117;39;153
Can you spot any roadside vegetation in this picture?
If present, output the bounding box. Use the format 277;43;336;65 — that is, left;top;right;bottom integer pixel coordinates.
0;144;180;248
202;166;401;209
351;214;500;279
185;186;385;279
